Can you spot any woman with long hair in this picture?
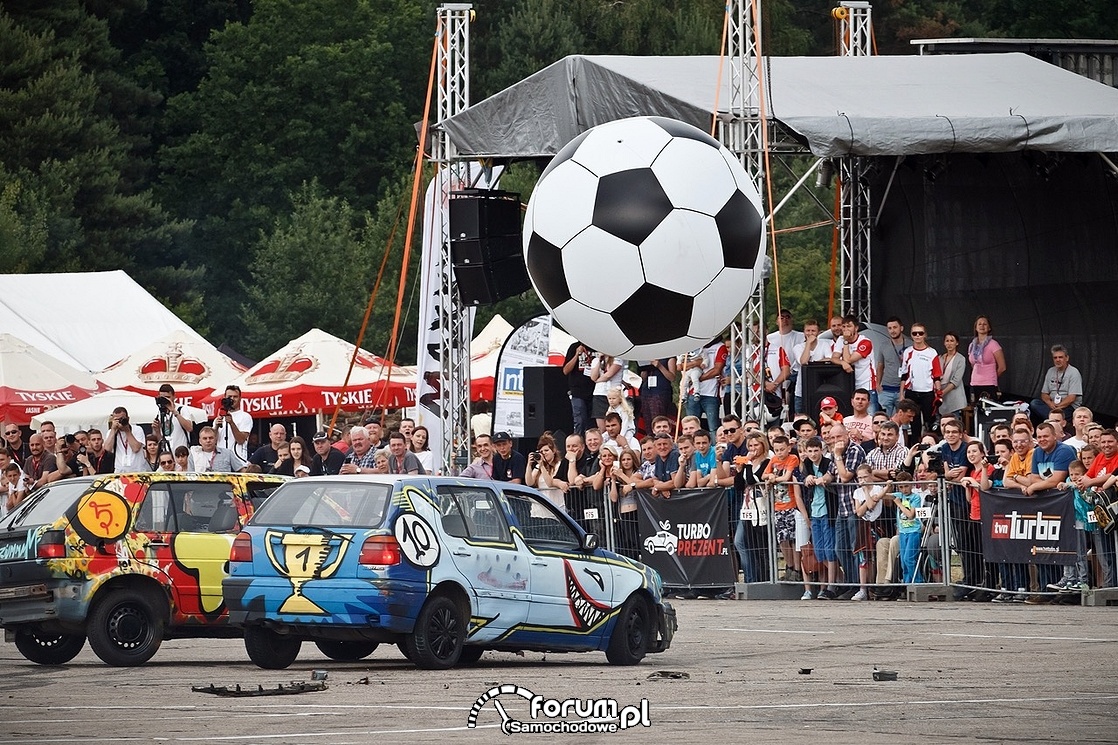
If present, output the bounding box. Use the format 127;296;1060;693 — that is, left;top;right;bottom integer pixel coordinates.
526;433;568;509
968;316;1007;403
409;425;435;474
939;332;967;421
597;445;640;559
735;432;771;584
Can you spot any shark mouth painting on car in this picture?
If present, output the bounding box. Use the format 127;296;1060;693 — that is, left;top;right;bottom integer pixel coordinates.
564;560;612;630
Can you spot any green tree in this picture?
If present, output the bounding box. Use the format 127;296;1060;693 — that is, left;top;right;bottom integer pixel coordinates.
159;0;429;342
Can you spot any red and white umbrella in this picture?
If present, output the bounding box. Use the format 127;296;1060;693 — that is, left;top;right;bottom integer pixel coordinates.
97;329;246;411
211;329;416;417
0;333;105;426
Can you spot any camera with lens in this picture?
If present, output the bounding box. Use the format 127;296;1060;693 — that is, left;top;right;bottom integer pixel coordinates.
925;451;945;475
78;445;87;455
220;396;235;411
156;396;172;414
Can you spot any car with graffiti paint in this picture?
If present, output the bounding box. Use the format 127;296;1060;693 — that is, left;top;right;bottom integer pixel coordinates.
224;475;676;670
0;472;287;666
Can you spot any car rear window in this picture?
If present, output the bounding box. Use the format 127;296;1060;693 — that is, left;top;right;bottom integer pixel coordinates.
248;481;391;529
0;480;92;531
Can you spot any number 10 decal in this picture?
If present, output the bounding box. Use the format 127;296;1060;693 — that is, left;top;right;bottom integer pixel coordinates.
394;512;441;568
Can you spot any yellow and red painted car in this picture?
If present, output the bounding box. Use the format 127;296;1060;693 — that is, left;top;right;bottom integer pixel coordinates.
0;471;287;666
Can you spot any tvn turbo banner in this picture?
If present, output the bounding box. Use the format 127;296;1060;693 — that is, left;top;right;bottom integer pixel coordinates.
979;489;1077;565
636;488;735;588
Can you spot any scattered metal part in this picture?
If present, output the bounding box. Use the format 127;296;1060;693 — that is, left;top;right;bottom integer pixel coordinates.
311;670;328;681
798;668;813;675
872;668;898;681
191;681;328;697
646;670;690;680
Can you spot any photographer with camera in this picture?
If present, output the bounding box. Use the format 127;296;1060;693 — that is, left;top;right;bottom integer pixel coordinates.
153;384;194;454
213;385;251;469
105;407;145;473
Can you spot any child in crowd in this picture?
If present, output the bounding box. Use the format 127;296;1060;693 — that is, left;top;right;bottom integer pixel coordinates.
818;396;844;429
764;435;803;591
890;471;923;584
2;462;27;514
691;430;719;487
679;349;704;398
1051;460;1093;591
851;463;886;601
174;445;191;472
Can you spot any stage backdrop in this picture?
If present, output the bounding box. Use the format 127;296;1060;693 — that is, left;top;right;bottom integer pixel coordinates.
636;488;735;588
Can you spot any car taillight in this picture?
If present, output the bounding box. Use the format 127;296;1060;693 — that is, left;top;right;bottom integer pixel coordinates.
36;530;66;559
230;531;253;562
359;535;400;566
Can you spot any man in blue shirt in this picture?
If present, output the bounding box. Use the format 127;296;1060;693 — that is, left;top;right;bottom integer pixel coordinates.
1023;422;1077;590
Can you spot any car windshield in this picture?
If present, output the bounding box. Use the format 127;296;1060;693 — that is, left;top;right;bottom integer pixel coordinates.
248;481;391;529
0;480;93;531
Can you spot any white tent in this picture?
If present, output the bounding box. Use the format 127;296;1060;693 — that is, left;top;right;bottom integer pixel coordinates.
0;270;203;373
30;389;207;435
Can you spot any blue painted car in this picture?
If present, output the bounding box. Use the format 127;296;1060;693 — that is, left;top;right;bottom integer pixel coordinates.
223;475;676;669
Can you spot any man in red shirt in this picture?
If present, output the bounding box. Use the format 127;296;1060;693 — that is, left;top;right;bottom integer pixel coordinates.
1079;428;1118;487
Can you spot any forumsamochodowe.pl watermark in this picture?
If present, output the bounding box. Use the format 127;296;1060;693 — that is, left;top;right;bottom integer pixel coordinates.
467;684;652;735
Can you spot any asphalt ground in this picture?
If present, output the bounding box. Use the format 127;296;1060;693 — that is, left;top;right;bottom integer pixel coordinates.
1;599;1115;744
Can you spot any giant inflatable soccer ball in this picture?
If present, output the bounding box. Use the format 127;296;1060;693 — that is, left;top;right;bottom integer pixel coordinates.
523;116;765;359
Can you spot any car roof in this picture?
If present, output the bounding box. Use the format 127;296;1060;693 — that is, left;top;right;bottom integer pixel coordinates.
91;472;289;484
291;474;525;490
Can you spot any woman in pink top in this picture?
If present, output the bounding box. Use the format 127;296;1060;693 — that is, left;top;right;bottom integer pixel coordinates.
968;316;1006;402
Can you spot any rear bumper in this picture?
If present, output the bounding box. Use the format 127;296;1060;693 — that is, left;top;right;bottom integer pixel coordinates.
649;601;676;653
0;580;89;628
224;577;426;634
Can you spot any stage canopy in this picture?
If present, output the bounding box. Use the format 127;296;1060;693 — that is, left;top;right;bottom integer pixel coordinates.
438;53;1118;159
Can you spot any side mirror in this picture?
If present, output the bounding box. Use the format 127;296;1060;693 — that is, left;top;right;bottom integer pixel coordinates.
582;533;599;551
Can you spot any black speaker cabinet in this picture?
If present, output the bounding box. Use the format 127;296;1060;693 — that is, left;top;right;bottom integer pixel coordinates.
802;362;854;419
450;234;521;266
449;190;521;240
522;366;573;439
453;257;532;306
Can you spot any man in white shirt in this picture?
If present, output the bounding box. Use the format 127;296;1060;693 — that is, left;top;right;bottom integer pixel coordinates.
189;426;239;472
153;384;195;454
767;309;804;419
793;318;830;417
105;407;145;473
214;385;252;468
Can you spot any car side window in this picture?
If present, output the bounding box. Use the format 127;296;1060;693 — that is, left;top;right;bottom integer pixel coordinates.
135;485;177;533
169;483;237;533
437;486;512;544
503;490;580;547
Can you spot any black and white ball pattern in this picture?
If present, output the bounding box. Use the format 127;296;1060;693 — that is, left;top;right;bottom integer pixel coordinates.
523;116;765;358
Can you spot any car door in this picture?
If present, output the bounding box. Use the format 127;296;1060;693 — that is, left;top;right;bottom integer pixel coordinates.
166;482;242;621
502;489;617;642
436;485;529;642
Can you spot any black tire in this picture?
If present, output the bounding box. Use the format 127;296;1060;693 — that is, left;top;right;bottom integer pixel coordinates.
244;626;302;670
13;628;86;665
606;594;652;666
87;589;165;667
314;639;379;661
397;640;415;662
404;594;465;670
457;645;484;665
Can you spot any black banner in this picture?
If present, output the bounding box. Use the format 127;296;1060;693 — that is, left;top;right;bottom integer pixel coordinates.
979;489;1078;565
636;488;735;588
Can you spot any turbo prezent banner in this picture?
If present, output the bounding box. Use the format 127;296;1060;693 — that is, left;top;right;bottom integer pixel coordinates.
979;489;1077;565
636;488;735;587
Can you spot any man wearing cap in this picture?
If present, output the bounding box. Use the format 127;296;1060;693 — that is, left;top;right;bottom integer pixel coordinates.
153;384;194;454
460;434;495;479
310;431;346;476
491;432;527;484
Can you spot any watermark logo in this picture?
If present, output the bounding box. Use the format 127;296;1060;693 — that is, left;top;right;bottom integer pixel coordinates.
467;684;651;735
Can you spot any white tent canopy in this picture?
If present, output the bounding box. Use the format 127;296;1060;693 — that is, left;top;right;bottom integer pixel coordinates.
438;53;1118;158
30;389;207;435
0;270;204;373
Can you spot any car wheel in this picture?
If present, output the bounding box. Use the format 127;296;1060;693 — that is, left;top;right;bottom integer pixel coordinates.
87;589;165;667
14;628;86;665
457;645;484;665
606;594;651;666
244;626;302;669
404;594;464;670
396;640;415;662
314;640;379;661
